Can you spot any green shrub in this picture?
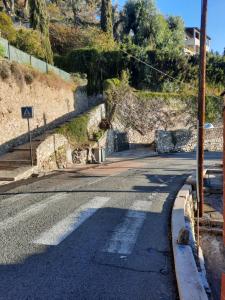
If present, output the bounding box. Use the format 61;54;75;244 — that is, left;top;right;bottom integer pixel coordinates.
50;24;117;56
92;129;105;141
0;12;16;42
14;28;47;60
59;48;127;95
206;95;223;123
0;44;5;57
57;114;89;146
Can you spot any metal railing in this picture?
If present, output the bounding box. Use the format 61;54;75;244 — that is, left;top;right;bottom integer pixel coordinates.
0;37;71;81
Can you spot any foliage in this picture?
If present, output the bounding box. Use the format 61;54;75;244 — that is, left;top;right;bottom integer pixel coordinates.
103;72;131;122
14;28;47;60
60;48;126;94
206;52;225;87
56;113;89;146
50;24;117;56
205;95;223;123
122;0;185;53
0;12;16;42
123;0;158;47
101;0;113;35
92;129;105;141
29;0;53;63
0;44;5;57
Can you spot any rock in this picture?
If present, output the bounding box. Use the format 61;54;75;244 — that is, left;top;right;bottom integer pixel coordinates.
177;227;190;245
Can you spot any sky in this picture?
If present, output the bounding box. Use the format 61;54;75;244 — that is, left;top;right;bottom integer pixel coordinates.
118;0;225;54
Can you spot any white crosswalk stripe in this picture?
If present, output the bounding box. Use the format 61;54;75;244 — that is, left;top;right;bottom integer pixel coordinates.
33;196;110;246
0;193;67;231
103;200;152;255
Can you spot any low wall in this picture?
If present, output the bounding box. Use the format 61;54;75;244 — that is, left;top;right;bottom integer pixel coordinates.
36;133;71;172
0;59;104;155
156;128;223;153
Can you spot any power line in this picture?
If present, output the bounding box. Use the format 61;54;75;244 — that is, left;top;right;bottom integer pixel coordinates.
120;48;222;101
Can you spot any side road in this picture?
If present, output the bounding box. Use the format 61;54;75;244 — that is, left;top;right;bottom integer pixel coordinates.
0;151;221;300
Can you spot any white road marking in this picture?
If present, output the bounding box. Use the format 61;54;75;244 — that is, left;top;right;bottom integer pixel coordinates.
0;193;67;231
33;196;110;246
103;200;152;255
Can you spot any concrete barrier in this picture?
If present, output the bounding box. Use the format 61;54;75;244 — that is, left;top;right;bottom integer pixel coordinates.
172;183;208;300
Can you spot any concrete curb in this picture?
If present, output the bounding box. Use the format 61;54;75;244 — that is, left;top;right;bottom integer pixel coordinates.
172;183;208;300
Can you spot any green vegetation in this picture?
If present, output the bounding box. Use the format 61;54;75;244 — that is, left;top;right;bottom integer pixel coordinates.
101;0;113;35
14;28;48;61
56;114;89;146
0;44;5;57
29;0;53;63
0;0;224;124
0;12;16;42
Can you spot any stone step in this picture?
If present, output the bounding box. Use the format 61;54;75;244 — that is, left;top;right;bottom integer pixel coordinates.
0;166;38;182
0;160;35;167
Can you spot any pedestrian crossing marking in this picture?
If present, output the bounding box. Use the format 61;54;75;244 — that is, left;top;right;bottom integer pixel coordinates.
103;200;152;255
33;196;110;246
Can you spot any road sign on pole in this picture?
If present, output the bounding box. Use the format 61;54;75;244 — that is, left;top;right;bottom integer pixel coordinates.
21;106;33;119
21;106;34;166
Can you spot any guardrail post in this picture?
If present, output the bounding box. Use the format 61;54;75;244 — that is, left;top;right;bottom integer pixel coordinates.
8;41;10;60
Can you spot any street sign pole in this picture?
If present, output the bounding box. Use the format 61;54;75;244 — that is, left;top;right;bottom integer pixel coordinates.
198;0;208;217
21;106;34;167
27;118;33;167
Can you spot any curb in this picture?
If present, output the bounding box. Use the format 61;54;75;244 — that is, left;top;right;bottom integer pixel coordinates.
172;183;208;300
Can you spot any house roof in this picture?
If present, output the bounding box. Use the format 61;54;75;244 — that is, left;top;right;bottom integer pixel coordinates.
185;27;211;40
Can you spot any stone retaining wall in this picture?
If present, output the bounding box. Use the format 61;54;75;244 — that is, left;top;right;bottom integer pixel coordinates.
156;127;223;153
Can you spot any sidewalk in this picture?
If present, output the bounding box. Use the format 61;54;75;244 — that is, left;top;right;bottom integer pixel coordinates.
0;148;158;185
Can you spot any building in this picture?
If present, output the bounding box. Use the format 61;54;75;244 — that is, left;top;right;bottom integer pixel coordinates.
184;27;211;55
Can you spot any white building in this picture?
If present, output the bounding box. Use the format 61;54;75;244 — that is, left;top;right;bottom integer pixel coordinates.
184;27;211;55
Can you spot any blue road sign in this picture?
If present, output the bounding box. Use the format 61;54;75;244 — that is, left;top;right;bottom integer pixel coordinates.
21;106;33;119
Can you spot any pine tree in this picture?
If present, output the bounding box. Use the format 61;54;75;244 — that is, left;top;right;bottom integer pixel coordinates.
100;0;113;35
29;0;53;64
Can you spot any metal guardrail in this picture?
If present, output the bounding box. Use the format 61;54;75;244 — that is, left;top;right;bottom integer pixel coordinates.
0;37;71;81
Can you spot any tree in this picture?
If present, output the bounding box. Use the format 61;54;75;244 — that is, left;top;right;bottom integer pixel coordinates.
167;16;185;52
29;0;53;63
122;0;185;53
101;0;113;35
123;0;159;47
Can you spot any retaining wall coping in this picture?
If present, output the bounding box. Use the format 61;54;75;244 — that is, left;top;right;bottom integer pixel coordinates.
172;184;208;300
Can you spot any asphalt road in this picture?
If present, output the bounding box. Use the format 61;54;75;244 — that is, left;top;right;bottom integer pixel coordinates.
0;152;222;300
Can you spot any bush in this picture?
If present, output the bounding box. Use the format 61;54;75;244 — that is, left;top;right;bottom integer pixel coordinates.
59;48;127;95
14;28;47;60
0;60;11;80
0;12;16;42
50;24;117;56
0;44;5;57
57;114;89;146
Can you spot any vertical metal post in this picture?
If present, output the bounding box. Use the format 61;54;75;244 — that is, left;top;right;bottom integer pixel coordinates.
27;118;33;167
198;0;208;217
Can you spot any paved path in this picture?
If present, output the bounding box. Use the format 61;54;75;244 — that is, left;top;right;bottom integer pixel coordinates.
0;152;221;300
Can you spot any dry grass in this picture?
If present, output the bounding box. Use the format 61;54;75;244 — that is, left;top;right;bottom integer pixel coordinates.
0;58;75;91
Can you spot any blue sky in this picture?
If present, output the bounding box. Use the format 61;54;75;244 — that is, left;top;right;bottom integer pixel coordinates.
117;0;225;53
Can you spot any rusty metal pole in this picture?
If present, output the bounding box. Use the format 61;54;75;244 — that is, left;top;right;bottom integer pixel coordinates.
198;0;208;217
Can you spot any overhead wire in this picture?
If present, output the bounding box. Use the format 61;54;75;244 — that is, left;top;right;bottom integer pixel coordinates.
112;1;222;101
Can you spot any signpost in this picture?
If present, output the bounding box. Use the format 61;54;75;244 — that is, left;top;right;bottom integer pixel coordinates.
21;106;33;166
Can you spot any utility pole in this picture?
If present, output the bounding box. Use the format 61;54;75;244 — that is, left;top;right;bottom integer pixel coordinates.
197;0;208;217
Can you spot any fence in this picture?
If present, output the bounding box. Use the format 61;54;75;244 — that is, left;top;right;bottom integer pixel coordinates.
0;37;71;82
